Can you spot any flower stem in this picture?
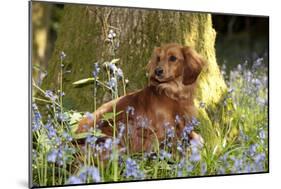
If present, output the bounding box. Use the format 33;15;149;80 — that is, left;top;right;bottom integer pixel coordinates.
122;76;126;96
52;162;55;185
93;79;97;131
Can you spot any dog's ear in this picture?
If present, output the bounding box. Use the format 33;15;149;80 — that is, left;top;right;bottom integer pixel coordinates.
181;46;205;85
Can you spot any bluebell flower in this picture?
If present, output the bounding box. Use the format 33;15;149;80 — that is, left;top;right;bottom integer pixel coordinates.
66;176;83;184
32;103;40;112
48;128;57;139
243;163;252;173
86;167;101;182
108;33;114;39
85;135;97;147
231;157;243;173
107;77;117;90
161;123;174;147
58;146;64;159
176;143;184;153
136;116;150;128
118;122;126;138
239;130;249;142
252;78;262;88
45;90;57;102
47;149;58;163
45;121;57;139
175;114;181;124
85;112;94;122
199;101;206;108
59;91;65;97
254;153;265;164
159;149;172;160
252;57;263;69
217;167;225;174
190;139;203;148
112;138;121;146
186;164;194;173
177;159;186;176
144;152;157;160
201;162;207;175
249;144;258;156
108;29;116;40
182;126;192;140
189;139;202;162
56;112;68;122
189;151;201;162
62;132;73;142
78;171;87;182
104;138;112;150
254;158;265;172
76;166;101;182
92;62;100;78
219;153;228;162
54;137;62;146
259;129;266;140
32;149;37;160
256;97;266;106
63;145;76;156
95;143;104;154
57;147;64;163
60;51;66;61
190;117;200;127
124;158;144;179
179;159;186;169
108;63;117;73
32;103;41;132
126;106;135;115
166;126;175;139
116;68;123;79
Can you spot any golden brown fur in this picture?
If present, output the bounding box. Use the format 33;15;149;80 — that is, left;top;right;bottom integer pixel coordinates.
76;43;205;153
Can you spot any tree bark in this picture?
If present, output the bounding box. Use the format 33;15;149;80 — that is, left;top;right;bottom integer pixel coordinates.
32;2;52;85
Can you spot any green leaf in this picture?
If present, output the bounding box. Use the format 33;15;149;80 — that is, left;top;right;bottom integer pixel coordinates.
72;77;97;85
73;132;91;139
73;129;106;139
102;111;123;121
69;112;83;125
110;58;120;64
33;64;41;71
93;129;106;137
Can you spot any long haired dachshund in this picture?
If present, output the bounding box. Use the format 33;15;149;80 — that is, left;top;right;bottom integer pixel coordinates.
76;43;205;153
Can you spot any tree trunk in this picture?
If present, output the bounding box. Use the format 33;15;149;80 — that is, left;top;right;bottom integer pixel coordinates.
32;2;52;85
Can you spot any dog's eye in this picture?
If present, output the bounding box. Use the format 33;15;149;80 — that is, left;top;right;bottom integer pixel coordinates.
156;56;160;62
169;55;177;62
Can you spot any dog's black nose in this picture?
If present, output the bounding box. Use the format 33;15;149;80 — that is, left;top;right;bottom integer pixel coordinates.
155;67;163;76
